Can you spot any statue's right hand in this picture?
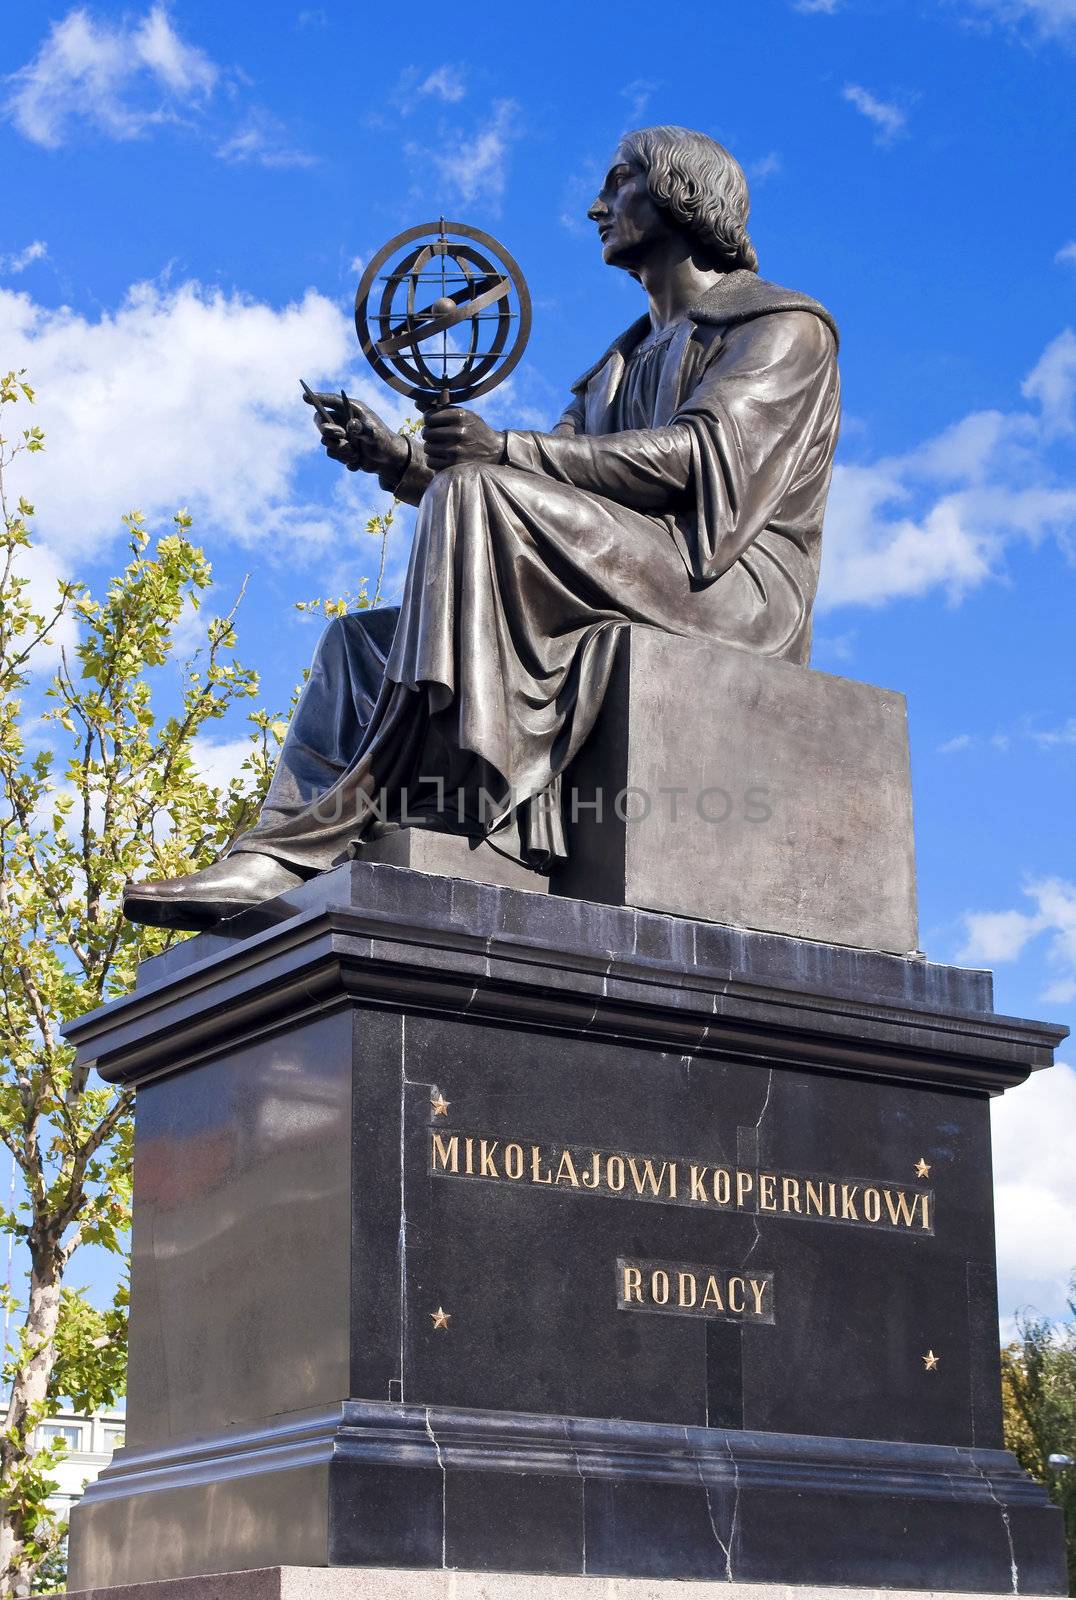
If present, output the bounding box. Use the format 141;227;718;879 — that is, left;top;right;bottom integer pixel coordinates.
304;390;407;479
316;419;361;471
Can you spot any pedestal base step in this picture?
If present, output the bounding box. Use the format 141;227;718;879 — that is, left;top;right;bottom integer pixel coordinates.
61;1569;1060;1600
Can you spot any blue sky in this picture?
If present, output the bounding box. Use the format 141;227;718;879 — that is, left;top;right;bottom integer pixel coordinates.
1;0;1074;1329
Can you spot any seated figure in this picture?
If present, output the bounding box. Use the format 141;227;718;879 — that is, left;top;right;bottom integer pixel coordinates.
124;124;840;930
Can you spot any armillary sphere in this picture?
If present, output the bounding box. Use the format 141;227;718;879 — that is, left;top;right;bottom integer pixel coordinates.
355;219;531;407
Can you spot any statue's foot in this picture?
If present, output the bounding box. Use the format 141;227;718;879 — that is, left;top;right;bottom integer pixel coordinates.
122;853;306;931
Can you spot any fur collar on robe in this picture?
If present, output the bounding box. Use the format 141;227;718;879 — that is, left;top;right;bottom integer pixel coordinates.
569;270;839;398
553;269;840;612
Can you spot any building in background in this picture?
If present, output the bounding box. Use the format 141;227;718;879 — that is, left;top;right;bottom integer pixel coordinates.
0;1405;125;1521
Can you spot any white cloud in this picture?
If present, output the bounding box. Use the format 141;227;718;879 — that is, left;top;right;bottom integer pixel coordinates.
812;626;857;662
0;241;48;275
190;734;257;792
17;541;81;674
0;277;409;575
3;5;218;148
748;151;783;181
992;1061;1076;1321
217;111;315;170
841;83;907;144
3;7;310;171
931;716;1074;754
938;733;975;754
134;4;216;95
1031;717;1076;747
959;880;1076;1003
392;64;467;113
962;0;1076;39
1022;326;1076;434
407;98;520;210
820;461;994;605
820;328;1076;607
620;79;658;123
559;163;603;236
417;65;466;104
796;0;840;11
942;730;1012;752
960;907;1044;964
1056;241;1076;266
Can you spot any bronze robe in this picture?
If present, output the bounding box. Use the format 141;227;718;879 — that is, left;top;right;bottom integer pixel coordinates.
234;271;840;872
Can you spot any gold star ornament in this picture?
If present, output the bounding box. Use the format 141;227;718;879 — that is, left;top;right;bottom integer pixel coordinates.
915;1158;931;1179
922;1349;940;1372
430;1306;451;1331
431;1092;450;1117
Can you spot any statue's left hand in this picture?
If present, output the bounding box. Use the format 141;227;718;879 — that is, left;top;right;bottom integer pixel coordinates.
422;408;506;471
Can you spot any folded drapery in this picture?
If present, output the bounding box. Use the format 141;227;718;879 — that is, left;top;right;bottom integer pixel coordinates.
233;280;840;874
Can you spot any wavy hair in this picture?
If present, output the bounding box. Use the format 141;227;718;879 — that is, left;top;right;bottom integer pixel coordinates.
620;126;759;274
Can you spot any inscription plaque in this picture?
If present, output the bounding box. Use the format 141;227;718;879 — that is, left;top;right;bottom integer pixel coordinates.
430;1129;934;1233
617;1258;776;1323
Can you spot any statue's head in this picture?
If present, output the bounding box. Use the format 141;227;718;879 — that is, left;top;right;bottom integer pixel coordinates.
588;125;758;277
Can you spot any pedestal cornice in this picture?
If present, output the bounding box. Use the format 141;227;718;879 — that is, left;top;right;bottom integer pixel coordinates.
64;863;1067;1094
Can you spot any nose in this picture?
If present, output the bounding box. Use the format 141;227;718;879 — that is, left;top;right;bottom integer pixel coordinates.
587;196;607;222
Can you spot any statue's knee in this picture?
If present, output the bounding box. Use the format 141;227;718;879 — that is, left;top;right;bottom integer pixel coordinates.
419;462;500;548
312;612;350;665
431;460;495;492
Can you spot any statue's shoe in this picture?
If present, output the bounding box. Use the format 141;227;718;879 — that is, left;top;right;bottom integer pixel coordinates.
122;853;306;931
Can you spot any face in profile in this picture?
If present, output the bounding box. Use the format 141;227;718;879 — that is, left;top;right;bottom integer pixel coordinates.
588;149;673;274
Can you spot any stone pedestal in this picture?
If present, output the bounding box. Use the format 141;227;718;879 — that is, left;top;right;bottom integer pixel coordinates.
60;1567;1067;1600
64;865;1068;1594
550;629;919;954
352;631;919;954
359;824;547;895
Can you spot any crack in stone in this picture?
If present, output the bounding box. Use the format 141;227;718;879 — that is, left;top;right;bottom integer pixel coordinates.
743;1210;762;1266
563;1419;584;1479
424;1407;447;1568
739;1068;774;1266
722;1432;741;1582
562;1420;587;1573
584;956;616;1030
754;1066;774;1133
398;1017;408;1401
689;1427;735;1580
960;1445;1019;1593
581;1477;587;1574
701;1476;730;1576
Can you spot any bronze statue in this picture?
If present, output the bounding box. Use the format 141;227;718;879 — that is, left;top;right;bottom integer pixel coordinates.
124;125;840;929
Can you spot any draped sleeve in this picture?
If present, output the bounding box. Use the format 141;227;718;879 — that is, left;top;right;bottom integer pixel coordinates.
503;424;693;509
670;311;838;582
381;395;585;508
502;310;839;583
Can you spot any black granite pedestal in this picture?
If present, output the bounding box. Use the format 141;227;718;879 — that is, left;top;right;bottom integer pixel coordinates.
64;864;1068;1594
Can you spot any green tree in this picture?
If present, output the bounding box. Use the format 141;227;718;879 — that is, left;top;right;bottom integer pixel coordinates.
1001;1281;1076;1594
0;372;287;1597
